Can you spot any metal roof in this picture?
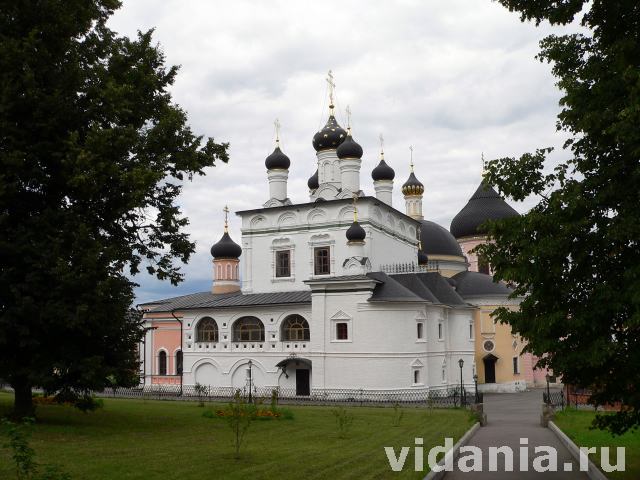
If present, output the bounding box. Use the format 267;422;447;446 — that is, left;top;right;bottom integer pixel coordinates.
143;290;311;313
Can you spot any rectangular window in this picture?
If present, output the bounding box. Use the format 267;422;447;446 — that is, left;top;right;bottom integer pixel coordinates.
469;322;474;340
438;323;443;340
417;322;424;339
414;370;420;384
513;357;520;375
275;250;291;277
314;247;330;275
441;368;446;382
336;322;348;340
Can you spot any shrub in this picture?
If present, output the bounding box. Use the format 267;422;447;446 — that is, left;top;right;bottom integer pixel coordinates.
331;406;354;439
392;403;404;427
0;418;71;480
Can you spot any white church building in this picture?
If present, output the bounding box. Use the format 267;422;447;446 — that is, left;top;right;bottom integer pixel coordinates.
139;77;518;397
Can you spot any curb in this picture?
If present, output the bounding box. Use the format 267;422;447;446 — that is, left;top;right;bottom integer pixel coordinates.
548;421;608;480
423;422;480;480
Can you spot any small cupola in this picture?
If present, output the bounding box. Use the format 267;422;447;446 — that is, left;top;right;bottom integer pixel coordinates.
265;145;290;170
211;206;242;294
307;169;319;190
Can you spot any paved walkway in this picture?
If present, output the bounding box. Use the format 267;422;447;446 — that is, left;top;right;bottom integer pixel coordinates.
444;390;589;479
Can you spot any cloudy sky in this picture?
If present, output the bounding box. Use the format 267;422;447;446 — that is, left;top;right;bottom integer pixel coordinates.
108;0;572;304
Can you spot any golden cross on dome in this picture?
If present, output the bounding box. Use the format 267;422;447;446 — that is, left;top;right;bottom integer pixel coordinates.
409;145;415;172
326;70;336;110
352;193;359;222
379;133;385;159
274;118;281;145
481;152;486;174
346;105;352;131
223;205;229;232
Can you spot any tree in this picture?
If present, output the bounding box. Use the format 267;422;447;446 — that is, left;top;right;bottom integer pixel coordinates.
479;0;640;434
0;0;228;417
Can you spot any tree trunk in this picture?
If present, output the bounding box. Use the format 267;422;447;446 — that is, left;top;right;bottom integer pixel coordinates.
12;377;35;419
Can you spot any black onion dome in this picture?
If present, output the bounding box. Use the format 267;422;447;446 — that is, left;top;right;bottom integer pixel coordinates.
307;169;319;190
401;171;424;196
312;115;347;151
418;250;429;265
210;232;242;259
450;182;520;239
265;145;290;170
419;220;463;257
346;221;366;242
372;159;395;181
336;133;363;159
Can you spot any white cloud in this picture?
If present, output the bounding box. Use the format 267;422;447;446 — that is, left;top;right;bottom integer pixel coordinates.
108;0;573;304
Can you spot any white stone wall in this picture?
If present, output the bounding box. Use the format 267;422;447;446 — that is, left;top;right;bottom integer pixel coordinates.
238;197;420;293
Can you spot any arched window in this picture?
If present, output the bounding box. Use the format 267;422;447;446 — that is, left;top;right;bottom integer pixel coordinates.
233;317;265;342
176;350;183;375
158;351;167;376
196;317;218;343
281;315;310;341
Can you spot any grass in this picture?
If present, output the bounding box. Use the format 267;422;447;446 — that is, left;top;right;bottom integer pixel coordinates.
554;409;640;480
0;392;474;479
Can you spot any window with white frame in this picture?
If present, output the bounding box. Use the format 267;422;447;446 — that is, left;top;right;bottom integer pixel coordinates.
413;369;421;385
336;322;348;340
469;320;474;340
314;246;331;275
417;322;424;340
513;356;520;375
441;367;446;383
438;322;443;340
275;250;291;278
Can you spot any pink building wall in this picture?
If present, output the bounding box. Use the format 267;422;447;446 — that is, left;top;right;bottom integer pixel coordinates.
151;320;181;383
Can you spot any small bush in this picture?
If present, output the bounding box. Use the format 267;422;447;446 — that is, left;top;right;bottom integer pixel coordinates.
331;406;354;439
1;418;71;480
392;403;404;427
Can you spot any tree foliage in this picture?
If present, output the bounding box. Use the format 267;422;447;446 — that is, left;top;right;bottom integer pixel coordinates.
0;0;228;416
480;0;640;434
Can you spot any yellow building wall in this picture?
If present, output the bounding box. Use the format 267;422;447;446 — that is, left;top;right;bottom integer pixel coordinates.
474;305;525;385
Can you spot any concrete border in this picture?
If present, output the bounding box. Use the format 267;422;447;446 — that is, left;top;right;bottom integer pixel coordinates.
423;422;480;480
548;421;608;480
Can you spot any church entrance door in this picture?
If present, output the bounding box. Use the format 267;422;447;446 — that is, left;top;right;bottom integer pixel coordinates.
483;354;498;383
296;369;310;396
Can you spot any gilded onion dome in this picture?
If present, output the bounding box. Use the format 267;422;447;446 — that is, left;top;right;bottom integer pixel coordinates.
402;171;424;196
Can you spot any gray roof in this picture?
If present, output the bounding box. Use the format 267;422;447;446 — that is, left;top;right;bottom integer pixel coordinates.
141;290;311;312
367;272;468;306
451;271;513;298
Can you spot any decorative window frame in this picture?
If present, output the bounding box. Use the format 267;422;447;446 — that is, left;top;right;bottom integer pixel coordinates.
271;237;295;283
437;321;444;341
415;312;427;343
441;358;447;384
157;348;168;376
411;359;424;386
330;310;353;343
469;319;475;341
308;234;335;278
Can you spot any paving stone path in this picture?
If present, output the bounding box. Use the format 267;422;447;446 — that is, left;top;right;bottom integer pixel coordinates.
443;390;590;479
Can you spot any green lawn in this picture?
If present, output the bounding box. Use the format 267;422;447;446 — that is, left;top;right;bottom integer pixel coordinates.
0;392;473;479
554;410;640;480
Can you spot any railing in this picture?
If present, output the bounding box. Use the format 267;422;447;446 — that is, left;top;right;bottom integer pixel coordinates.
95;385;481;408
379;261;440;274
